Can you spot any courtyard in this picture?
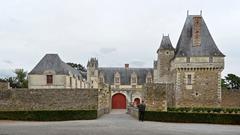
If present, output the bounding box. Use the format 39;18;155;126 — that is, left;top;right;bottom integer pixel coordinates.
0;110;239;135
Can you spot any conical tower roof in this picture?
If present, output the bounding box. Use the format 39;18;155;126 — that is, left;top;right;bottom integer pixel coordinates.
157;35;174;53
175;15;225;57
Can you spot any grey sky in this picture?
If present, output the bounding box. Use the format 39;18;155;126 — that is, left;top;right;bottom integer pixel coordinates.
0;0;239;78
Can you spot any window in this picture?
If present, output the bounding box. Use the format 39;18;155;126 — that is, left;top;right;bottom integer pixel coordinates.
209;57;213;63
187;57;190;63
131;77;137;84
115;77;120;83
46;75;53;84
147;78;152;83
70;77;72;87
187;74;192;85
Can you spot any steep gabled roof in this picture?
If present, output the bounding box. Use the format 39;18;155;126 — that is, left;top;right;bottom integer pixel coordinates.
29;54;81;77
157;35;174;52
175;15;225;57
98;67;153;85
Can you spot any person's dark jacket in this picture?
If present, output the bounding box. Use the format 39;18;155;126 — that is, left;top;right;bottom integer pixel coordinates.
138;103;146;112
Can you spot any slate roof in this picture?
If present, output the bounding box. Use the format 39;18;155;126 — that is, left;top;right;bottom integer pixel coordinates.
98;67;153;85
157;35;174;52
175;15;225;57
29;54;82;77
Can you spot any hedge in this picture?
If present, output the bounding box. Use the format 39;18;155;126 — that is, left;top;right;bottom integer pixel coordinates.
0;110;97;121
145;111;240;125
168;107;240;114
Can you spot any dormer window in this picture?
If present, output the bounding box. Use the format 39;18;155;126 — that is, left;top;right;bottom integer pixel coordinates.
114;72;121;84
146;72;152;84
131;77;137;83
46;75;53;84
131;72;137;85
99;72;104;83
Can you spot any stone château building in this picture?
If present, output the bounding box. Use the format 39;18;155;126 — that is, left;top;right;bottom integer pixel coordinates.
88;13;225;109
28;13;225;109
28;54;88;89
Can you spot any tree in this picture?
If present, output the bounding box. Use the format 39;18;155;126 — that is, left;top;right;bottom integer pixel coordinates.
222;74;240;89
14;69;28;88
67;62;87;72
0;69;28;88
221;79;229;89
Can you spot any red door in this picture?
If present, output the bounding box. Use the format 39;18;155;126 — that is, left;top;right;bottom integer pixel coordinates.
112;93;126;109
134;98;140;106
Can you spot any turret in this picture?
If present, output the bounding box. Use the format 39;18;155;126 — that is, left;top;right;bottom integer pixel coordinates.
157;35;175;83
87;58;99;88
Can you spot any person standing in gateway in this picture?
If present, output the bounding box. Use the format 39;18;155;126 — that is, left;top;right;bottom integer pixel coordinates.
138;100;146;122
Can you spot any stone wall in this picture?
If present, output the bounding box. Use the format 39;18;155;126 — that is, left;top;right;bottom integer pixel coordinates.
0;82;9;90
0;89;99;111
97;83;111;117
175;69;221;107
222;89;240;108
143;83;173;111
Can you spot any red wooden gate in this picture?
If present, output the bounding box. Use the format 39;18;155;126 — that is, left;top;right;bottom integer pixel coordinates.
134;98;140;106
112;93;126;109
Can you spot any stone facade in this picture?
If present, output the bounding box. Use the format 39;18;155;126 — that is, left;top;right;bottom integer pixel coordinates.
143;83;173;111
0;81;10;90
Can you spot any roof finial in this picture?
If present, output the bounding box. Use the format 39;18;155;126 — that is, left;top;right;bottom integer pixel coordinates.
187;10;189;16
200;10;202;16
168;33;169;36
162;33;164;37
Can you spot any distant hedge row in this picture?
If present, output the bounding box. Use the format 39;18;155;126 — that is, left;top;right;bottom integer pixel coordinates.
0;110;97;121
167;107;240;114
145;111;240;125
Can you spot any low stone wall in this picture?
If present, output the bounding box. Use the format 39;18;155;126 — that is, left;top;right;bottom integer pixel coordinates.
0;89;98;111
222;89;240;108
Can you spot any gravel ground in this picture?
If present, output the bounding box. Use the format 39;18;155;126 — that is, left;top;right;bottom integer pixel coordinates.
0;109;240;135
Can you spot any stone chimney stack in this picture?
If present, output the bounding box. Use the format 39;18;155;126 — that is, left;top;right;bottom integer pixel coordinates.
125;64;129;69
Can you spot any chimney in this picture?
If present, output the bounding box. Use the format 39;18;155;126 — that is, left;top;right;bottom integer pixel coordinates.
125;64;129;69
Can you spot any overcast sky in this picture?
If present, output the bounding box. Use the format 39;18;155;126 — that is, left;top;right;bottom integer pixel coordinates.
0;0;239;78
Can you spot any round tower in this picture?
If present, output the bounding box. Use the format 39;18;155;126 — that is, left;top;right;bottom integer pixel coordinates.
157;35;175;83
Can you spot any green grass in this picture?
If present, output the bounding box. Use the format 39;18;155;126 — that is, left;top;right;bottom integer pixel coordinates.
145;111;240;125
0;110;97;121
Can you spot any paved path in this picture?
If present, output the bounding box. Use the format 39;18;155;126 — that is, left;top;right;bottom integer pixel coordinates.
0;109;240;135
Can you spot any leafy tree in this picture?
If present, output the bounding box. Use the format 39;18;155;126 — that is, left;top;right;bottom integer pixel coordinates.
14;69;28;88
222;74;240;89
221;79;229;89
67;62;87;72
0;69;28;88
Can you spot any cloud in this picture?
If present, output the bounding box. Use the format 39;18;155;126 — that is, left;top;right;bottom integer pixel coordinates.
130;60;146;67
0;69;15;78
99;47;117;54
3;60;13;64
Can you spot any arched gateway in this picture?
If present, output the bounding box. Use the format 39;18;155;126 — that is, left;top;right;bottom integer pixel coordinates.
112;93;126;109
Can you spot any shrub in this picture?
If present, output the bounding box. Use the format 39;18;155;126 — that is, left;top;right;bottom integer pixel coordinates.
168;107;240;114
145;111;240;125
0;110;97;121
